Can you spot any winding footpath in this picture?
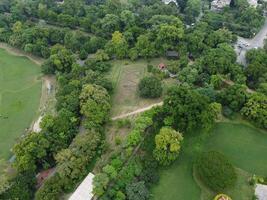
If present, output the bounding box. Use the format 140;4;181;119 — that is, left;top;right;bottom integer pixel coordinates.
111;102;163;120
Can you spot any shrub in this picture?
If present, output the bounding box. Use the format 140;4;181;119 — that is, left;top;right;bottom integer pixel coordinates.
196;151;237;192
138;76;163;98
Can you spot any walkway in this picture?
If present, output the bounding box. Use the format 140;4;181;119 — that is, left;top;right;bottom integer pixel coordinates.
111;102;163;120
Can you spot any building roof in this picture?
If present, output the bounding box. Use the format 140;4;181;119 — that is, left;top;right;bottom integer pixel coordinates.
69;173;95;200
166;51;179;57
255;184;267;200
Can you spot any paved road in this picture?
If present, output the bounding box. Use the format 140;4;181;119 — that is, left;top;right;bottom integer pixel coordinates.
235;18;267;66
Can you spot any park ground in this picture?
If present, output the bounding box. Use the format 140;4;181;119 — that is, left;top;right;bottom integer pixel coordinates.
0;48;42;159
107;58;178;117
151;121;267;200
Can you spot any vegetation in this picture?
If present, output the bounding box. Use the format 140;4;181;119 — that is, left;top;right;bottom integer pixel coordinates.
0;0;266;199
196;151;237;192
138;76;163;98
153;127;183;166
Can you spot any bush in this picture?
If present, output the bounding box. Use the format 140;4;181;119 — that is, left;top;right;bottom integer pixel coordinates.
138;76;163;98
196;151;237;192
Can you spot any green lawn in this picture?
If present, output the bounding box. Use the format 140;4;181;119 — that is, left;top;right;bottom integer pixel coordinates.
206;122;267;176
107;58;177;117
0;48;42;159
151;122;267;200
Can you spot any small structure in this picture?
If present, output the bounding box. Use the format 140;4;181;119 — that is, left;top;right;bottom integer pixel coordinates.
211;0;231;11
158;63;166;70
162;0;178;6
69;173;95;200
36;168;55;188
214;194;232;200
255;184;267;200
166;51;179;59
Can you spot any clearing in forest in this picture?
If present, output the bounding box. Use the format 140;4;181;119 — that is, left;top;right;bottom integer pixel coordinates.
108;58;177;117
0;48;42;159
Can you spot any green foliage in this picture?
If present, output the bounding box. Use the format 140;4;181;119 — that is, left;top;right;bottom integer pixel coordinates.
196;151;237;192
93;173;110;197
105;31;128;59
210;74;223;89
80;84;111;128
13;132;50;172
126;181;150;200
1;171;36;200
241;93;267;129
245;49;267;89
153;127;183;166
163;86;215;132
138;76;163;98
218;84;248;111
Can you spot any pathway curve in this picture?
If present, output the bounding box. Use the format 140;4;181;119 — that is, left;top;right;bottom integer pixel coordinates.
111;102;163;120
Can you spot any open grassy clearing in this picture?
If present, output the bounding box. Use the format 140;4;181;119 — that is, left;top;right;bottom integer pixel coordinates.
206;122;267;176
0;48;42;159
107;58;178;117
151;122;267;200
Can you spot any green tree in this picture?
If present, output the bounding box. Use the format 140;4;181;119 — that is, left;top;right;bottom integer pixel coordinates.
218;84;248;111
80;84;111;128
93;173;109;197
241;93;267;129
135;34;156;58
163;87;215;132
153;127;183;166
105;31;128;59
138;76;163;98
126;181;149;200
13;132;50;172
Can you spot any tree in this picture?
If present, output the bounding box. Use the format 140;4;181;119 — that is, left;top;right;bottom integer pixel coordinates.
163;86;215;132
93;173;110;197
218;84;248;111
13;132;50;172
184;0;201;24
126;181;149;200
80;84;111;128
245;49;267;89
156;24;184;52
241;93;267;129
196;151;237;192
138;76;163;98
99;14;120;37
210;74;223;89
1;170;36;200
135;34;156;58
200;43;236;75
105;31;128;59
153;127;183;166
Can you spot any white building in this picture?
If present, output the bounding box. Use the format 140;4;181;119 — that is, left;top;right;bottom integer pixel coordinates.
162;0;178;6
69;173;95;200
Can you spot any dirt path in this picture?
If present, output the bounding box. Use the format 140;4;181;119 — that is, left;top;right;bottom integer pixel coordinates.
111;102;163;120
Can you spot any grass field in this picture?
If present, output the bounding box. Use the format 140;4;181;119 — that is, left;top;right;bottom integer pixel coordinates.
0;48;42;159
206;122;267;176
151;122;267;200
107;58;177;117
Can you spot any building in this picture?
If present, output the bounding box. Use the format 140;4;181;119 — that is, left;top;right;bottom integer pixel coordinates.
166;51;179;59
162;0;178;6
211;0;231;11
158;63;166;70
69;173;95;200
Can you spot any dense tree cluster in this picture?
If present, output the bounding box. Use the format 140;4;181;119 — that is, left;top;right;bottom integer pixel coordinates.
163;86;216;132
